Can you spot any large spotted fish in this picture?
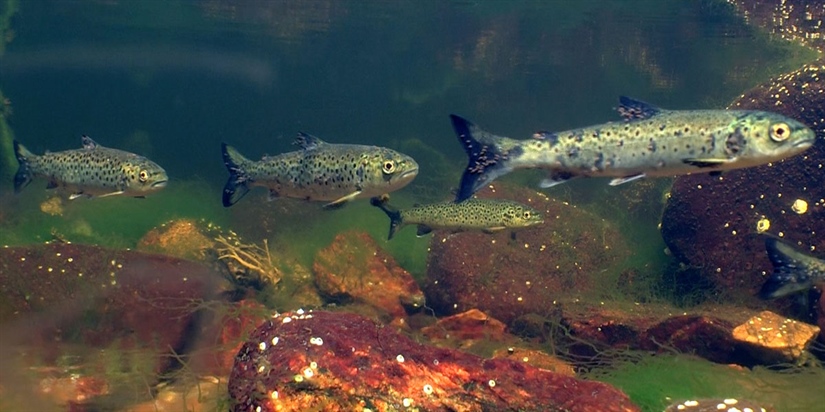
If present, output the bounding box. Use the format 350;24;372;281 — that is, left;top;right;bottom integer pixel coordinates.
221;133;418;208
13;135;168;199
369;195;543;240
450;96;816;202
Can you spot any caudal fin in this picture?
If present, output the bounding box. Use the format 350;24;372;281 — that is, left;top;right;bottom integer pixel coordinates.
369;196;404;240
221;143;252;207
758;236;814;299
12;140;34;193
449;114;512;203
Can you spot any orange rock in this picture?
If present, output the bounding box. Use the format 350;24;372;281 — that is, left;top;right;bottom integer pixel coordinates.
313;231;424;321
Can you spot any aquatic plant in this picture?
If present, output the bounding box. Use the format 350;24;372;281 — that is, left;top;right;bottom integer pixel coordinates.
215;231;281;288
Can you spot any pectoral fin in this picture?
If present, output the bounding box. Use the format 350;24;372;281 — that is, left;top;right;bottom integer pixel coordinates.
683;158;731;168
323;190;362;210
609;173;646;186
97;190;125;198
416;225;433;237
539;171;577;188
482;226;506;234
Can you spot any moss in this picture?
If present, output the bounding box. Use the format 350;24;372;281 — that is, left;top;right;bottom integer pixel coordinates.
588;353;825;412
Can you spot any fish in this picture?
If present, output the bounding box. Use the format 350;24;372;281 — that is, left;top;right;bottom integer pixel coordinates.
664;398;770;412
369;195;543;240
450;96;816;202
758;236;825;299
221;133;419;208
13;135;168;199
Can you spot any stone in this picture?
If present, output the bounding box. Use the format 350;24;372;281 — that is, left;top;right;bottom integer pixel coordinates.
0;243;230;409
137;218;216;261
313;231;425;321
660;64;825;302
228;310;640;412
729;0;825;54
425;184;629;326
732;310;820;363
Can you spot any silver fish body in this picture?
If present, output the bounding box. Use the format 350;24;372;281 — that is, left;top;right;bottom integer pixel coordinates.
13;136;168;199
451;97;816;202
221;133;418;208
370;196;543;240
759;236;825;299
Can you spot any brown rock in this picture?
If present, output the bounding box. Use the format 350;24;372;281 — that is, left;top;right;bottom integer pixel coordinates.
491;347;576;377
660;64;825;302
228;310;640;412
425;184;630;326
420;309;507;343
137;218;216;261
313;230;425;321
732;310;820;363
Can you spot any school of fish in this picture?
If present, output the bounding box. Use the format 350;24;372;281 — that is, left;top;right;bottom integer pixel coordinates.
8;96;820;301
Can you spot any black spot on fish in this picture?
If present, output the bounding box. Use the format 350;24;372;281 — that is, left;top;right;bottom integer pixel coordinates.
725;128;745;157
594;153;605;171
648;139;657;152
568;147;580;158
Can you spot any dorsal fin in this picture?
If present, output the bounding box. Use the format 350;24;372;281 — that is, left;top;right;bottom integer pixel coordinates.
81;135;99;149
617;96;661;120
293;132;327;150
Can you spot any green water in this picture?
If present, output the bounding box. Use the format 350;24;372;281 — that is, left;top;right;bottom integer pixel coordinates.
0;0;821;410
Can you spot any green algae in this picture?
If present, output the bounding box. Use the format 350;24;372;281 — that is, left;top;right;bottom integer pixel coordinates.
588;353;825;412
0;180;229;248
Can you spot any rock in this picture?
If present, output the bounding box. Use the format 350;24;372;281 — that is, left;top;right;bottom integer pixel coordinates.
729;0;825;54
731;310;820;363
228;310;640;412
313;231;425;321
0;243;230;408
553;299;796;366
491;347;576;377
419;309;507;347
425;184;630;326
137;218;216;261
187;299;272;377
660;64;825;301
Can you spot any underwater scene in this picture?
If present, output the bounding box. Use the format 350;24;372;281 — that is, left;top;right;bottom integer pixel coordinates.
1;0;825;411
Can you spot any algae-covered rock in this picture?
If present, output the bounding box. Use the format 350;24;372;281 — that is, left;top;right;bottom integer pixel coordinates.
137;218;216;261
425;184;630;326
228;310;641;412
313;230;425;322
731;310;820;363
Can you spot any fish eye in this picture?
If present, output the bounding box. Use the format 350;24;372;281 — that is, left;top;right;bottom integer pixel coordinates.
139;170;149;182
382;160;396;174
523;211;531;219
770;123;790;142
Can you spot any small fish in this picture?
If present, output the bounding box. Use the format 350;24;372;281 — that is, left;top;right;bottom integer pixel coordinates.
450;97;816;202
13;136;168;199
758;236;825;299
221;133;418;208
664;398;770;412
369;195;543;240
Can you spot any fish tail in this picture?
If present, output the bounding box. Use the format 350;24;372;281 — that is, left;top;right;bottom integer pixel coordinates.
12;140;35;193
221;143;252;207
369;196;404;240
758;236;812;299
449;114;513;203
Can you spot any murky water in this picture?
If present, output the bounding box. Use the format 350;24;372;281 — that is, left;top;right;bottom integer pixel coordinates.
0;1;822;411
